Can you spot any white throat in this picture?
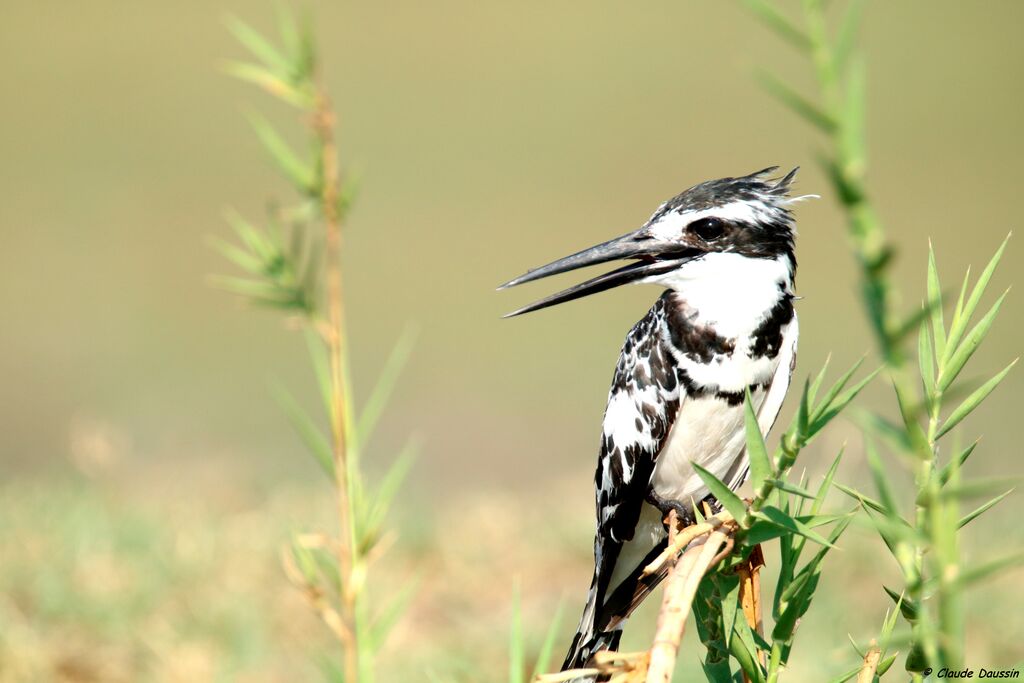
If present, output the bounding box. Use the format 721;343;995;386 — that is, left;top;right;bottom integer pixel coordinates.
645;252;793;339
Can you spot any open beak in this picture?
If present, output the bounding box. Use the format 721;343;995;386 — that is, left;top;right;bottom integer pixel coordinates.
498;229;700;318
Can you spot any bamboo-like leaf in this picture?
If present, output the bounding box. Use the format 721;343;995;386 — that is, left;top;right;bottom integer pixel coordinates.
755;70;837;133
755;506;834;547
809;366;879;436
942;233;1011;365
372;575;420;648
954;551;1024;590
772;479;817;500
224;208;275;262
936;359;1017;438
938;288;1009;392
208;234;264;273
939;439;979;486
361;440;418;542
303;327;333;419
811;448;843;518
811;356;865;420
530;602;565;679
882;585;918;621
828;664;862;683
272;383;334;477
835;483;887;516
857;410;912;452
865;438;899;517
742;0;811;51
356;324;418;444
926;242;947;358
245;112;316;193
839;54;866;171
833;0;865;72
958;489;1013;529
876;652;899;676
509;583;524;683
807;354;832;406
225;15;291;73
223;60;313;108
693;463;748;521
949;264;972;345
918;319;936;400
745;390;773;491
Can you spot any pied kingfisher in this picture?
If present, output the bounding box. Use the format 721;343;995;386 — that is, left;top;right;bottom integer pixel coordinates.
500;168;806;672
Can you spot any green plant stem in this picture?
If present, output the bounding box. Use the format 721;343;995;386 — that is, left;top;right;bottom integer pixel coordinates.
312;83;369;682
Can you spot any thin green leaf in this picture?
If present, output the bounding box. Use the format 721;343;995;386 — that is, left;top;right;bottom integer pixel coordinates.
857;410;912;452
839;54;866;171
225;15;290;73
940;440;979;486
742;0;811;51
811;356;865;421
919;319;936;400
208;234;264;273
811;450;843;516
361;440;418;542
807;354;832;406
772;479;817;500
876;653;899;676
509;583;524;683
223;61;312;107
372;575;420;648
883;585;918;621
303;328;333;419
943;233;1011;366
755;70;836;133
755;505;834;547
954;551;1024;590
827;664;862;683
745;390;773;491
530;602;565;679
693;463;748;521
272;383;334;477
936;359;1017;438
833;0;865;71
927;242;947;358
809;366;879;436
939;288;1009;391
356;324;418;444
245;112;316;193
865;437;899;517
958;489;1014;529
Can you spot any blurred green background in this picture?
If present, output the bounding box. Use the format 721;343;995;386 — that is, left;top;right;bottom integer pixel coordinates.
1;1;1022;681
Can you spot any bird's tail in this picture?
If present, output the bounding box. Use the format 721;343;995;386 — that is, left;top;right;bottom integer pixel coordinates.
560;574;624;675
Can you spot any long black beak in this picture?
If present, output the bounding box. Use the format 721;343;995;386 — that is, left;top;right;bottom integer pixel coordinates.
498;231;698;318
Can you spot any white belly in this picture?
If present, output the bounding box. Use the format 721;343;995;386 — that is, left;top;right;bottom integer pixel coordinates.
650;387;766;504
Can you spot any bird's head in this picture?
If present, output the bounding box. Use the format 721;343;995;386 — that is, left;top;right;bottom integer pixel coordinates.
499;167;809;317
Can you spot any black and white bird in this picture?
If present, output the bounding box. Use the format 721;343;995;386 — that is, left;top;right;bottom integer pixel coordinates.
500;168;807;672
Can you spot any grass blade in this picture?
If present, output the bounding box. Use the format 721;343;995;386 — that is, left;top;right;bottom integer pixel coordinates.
272;383;334;477
942;234;1010;366
927;242;947;358
356;324;418;445
742;0;811;51
694;463;748;521
745;390;773;491
958;489;1013;529
530;602;565;678
936;359;1016;439
755;70;836;133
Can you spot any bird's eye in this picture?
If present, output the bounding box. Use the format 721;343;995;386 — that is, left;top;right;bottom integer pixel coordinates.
688;217;725;241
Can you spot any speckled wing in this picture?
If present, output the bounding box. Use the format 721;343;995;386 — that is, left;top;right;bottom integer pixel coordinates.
562;299;684;670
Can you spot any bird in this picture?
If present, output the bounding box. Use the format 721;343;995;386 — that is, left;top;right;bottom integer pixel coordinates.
499;167;807;674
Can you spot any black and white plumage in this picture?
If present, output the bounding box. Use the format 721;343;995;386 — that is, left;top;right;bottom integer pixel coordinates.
500;168;806;674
